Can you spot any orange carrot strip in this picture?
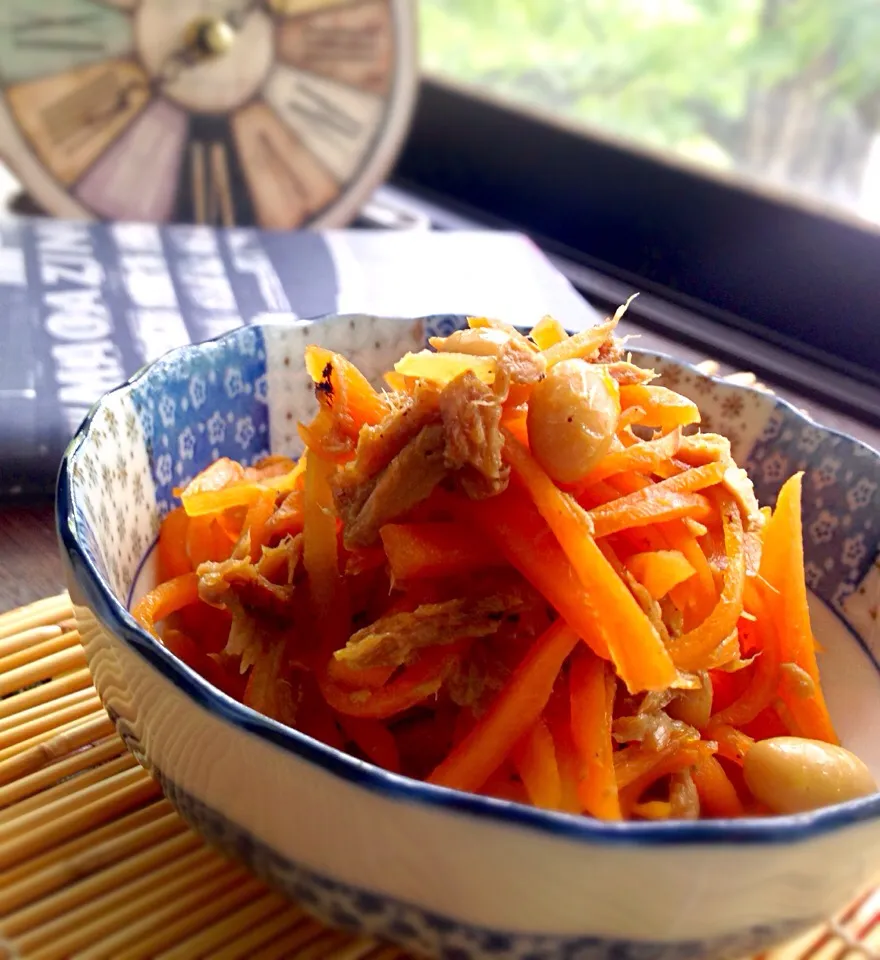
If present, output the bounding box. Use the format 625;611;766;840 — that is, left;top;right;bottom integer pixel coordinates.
468;315;535;346
303;453;347;661
631;800;674;820
394;351;496;386
428;620;580;792
337;716;401;773
240;489;277;562
590;490;713;538
321;644;464;720
382;370;412;393
529;315;568;351
379;522;502;581
158;507;192;580
452;488;609;655
619;384;701;431
265;490;304;542
762;473;837;744
244;455;297;481
162;628;242;699
666;498;745;671
305;345;389;432
297;410;355;465
303;453;340;610
710;588;780;727
581;429;682;485
616;742;710;811
132;573;200;636
659;520;717;618
512;719;562;810
570;651;621;819
501;439;676;693
625;550;696;601
326;659;396;690
180;483;271;518
588;461;727;538
500;414;530;448
548;708;584;815
691;754;745;817
262;459;308;492
178;457;244;500
705;723;754;765
186;515;235;567
541;315;617;367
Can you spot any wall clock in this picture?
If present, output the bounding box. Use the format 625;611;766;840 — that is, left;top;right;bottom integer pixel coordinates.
0;0;418;229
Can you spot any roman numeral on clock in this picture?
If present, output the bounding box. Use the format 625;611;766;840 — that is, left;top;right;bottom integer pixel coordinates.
13;14;105;52
264;66;383;182
285;81;363;142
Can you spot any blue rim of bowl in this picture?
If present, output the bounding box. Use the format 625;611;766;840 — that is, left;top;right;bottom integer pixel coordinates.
56;316;880;847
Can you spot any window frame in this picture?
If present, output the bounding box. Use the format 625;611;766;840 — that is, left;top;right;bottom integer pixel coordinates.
392;76;880;405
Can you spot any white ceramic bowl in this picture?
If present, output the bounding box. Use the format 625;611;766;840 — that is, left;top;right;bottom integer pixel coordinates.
57;314;880;960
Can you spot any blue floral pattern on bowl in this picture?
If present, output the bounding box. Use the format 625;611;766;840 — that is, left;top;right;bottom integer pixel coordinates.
130;325;271;517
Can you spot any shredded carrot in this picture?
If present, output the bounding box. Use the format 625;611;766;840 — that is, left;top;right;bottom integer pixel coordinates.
569;651;621;819
760;473;837;744
581;429;682;485
305;345;389;432
131;317;849;823
158;507;192;580
132;573;200;636
303;453;347;662
240;489;278;563
468;315;535;345
667;498;746;672
379;522;502;581
619;384;701;431
395;351;496;385
541;314;618;367
429;621;579;792
706;723;754;765
625;550;696;600
548;704;585;814
587;461;727;538
326;658;396;690
322;643;465;720
529;315;568;350
497;439;676;692
617;742;712;813
659;519;717;620
709;588;779;727
337;716;402;773
297;409;355;465
178;458;244;501
691;754;745;817
186;514;235;567
512;719;562;810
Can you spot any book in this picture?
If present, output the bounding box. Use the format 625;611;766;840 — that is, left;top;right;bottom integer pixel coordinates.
0;219;600;498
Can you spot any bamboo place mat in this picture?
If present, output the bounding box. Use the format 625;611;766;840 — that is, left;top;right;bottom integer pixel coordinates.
0;599;876;960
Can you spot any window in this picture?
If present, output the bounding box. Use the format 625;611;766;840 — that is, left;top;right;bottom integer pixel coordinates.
420;0;880;226
394;2;880;399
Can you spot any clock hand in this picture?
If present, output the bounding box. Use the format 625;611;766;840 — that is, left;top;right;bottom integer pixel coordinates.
223;0;266;31
76;4;265;132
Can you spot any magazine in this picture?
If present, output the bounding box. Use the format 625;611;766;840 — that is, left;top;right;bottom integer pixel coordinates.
0;219;599;497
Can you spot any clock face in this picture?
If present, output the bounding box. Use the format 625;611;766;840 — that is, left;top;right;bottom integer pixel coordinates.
0;0;417;229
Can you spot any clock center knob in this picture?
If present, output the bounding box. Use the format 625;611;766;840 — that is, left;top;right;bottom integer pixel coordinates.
188;17;237;59
135;1;275;114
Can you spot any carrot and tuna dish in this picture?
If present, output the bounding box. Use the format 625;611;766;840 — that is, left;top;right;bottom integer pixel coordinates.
133;310;876;820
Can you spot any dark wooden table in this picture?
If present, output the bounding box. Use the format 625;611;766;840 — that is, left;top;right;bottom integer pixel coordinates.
2;322;876;614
